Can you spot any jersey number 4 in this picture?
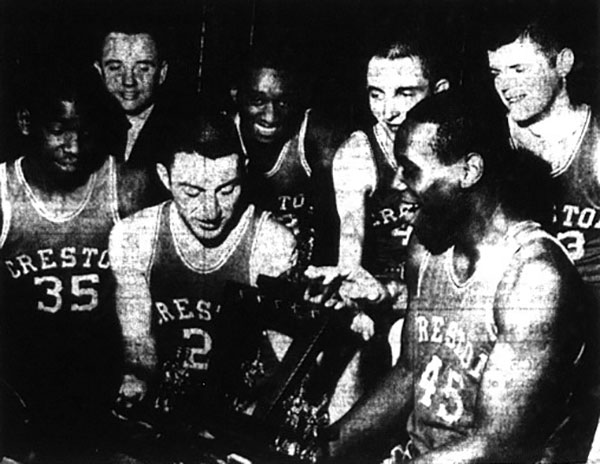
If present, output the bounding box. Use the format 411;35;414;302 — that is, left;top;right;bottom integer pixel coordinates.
34;274;99;313
418;355;464;425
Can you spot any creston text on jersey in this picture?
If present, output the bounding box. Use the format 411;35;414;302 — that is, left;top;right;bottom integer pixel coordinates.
154;297;220;325
4;246;110;279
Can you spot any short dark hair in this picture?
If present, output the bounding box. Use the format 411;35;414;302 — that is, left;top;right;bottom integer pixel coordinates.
95;16;167;62
481;3;567;57
370;32;451;87
397;90;507;164
164;112;244;169
395;90;554;223
234;45;308;101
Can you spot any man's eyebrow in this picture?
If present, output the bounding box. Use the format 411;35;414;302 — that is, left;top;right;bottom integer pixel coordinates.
103;59;122;65
395;85;427;93
217;177;241;190
367;85;383;92
135;60;157;66
178;182;203;191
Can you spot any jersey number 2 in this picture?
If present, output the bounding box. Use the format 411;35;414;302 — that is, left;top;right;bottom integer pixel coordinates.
34;274;100;313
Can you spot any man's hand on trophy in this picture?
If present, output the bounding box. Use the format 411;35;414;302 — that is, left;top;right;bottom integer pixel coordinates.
304;265;349;310
304;265;390;311
116;374;148;410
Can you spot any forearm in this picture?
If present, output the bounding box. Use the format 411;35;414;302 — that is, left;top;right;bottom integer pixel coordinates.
122;334;157;377
337;199;366;269
329;364;414;458
409;435;490;464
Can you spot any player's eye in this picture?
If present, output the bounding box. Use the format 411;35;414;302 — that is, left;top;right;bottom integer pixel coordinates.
182;186;200;197
400;90;416;98
249;97;266;106
369;90;384;101
514;65;527;74
45;124;64;136
276;100;290;110
219;184;236;195
106;64;122;73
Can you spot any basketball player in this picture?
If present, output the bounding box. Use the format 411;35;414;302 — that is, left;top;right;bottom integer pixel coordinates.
330;32;451;344
230;47;347;267
313;92;599;463
484;9;600;462
109;114;296;427
485;9;600;297
0;78;127;460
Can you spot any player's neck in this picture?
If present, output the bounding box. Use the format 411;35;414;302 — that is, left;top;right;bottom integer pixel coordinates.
452;200;507;282
245;138;286;173
21;157;94;214
171;202;250;269
518;92;580;139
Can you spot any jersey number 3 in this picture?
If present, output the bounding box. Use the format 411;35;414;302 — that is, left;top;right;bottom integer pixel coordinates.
34;274;100;313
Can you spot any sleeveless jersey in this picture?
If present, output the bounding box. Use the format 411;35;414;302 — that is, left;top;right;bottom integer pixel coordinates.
0;156;121;429
406;221;564;454
363;126;413;276
549;109;600;286
148;202;263;405
236;112;315;265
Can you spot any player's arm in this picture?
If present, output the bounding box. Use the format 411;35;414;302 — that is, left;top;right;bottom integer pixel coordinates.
411;243;585;463
326;302;417;460
251;213;297;284
333;131;377;269
109;215;157;402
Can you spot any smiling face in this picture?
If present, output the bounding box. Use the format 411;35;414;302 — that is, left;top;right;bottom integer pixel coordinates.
393;122;468;253
96;32;167;115
238;67;301;146
164;152;243;245
367;56;432;136
487;37;564;124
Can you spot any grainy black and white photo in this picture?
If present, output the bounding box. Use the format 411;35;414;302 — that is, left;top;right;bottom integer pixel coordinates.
1;0;600;462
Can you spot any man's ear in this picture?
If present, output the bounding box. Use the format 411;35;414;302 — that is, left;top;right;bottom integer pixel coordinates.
230;87;239;105
433;78;450;94
159;62;169;86
156;163;171;191
556;48;575;78
93;61;103;77
460;152;484;188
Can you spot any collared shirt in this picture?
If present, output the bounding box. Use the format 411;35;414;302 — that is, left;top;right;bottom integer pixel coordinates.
124;105;154;162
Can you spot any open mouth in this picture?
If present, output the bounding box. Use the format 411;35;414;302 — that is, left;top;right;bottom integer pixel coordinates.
254;124;279;137
506;94;526;105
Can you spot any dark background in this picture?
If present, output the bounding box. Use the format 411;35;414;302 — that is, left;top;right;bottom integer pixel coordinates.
0;0;598;156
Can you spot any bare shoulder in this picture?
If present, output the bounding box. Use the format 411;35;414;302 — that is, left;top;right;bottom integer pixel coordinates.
495;233;583;337
109;203;164;273
256;210;295;250
305;109;351;169
114;203;164;238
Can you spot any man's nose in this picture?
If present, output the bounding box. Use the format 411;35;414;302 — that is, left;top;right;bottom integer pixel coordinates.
261;102;277;124
392;168;408;191
201;193;221;219
384;98;401;121
496;72;514;93
121;68;137;87
63;132;79;154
